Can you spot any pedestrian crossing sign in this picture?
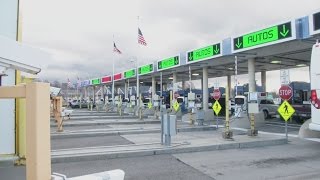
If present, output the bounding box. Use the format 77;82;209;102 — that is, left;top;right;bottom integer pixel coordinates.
173;101;180;112
213;100;222;115
278;100;295;121
148;101;152;109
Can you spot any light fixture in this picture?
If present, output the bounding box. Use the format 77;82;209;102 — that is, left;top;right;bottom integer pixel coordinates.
227;67;233;70
296;64;307;67
140;82;143;84
192;73;199;76
270;60;281;64
168;77;173;80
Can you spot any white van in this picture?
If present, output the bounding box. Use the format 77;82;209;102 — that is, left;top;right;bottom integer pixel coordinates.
309;42;320;131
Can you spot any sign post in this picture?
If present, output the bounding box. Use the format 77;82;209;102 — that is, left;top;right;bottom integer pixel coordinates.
213;100;222;129
213;88;221;128
278;85;294;141
278;100;295;140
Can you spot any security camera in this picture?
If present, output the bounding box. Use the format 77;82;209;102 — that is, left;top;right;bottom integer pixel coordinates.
0;66;8;76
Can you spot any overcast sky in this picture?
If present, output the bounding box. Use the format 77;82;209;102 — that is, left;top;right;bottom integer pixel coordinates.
21;0;319;91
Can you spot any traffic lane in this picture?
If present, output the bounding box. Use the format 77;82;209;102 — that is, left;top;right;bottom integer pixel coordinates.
258;124;299;135
265;117;302;125
0;166;24;180
52;154;213;180
51;135;133;150
174;138;320;180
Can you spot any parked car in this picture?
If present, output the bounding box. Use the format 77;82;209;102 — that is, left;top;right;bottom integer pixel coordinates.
259;99;279;119
70;99;95;108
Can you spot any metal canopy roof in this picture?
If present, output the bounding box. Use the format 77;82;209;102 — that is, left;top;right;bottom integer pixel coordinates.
89;10;320;88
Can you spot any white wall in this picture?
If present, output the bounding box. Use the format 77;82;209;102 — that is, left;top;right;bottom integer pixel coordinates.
0;0;18;154
0;69;16;154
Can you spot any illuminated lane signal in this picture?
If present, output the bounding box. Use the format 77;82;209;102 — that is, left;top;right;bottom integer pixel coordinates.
233;21;295;52
124;69;136;79
91;78;100;85
138;64;154;75
187;43;221;63
157;55;180;71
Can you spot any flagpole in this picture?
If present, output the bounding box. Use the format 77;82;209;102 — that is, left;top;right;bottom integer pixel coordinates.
112;35;115;105
136;16;140;109
67;78;69;107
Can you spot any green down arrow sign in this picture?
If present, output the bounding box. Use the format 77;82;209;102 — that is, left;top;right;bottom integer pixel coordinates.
234;22;292;51
187;43;220;63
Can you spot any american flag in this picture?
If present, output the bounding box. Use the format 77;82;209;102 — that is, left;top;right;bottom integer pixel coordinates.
113;42;122;54
138;28;147;46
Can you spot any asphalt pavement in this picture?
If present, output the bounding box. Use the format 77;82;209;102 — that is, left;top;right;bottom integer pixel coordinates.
3;139;320;180
51;135;133;150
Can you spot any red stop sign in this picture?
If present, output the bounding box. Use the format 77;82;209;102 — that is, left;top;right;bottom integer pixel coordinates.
213;89;221;100
279;85;293;100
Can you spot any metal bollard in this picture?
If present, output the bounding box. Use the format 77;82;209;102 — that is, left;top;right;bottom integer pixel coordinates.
222;86;233;139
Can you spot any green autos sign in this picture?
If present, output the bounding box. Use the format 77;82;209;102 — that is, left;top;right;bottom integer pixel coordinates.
91;78;100;85
157;56;179;71
187;43;221;63
138;64;153;75
233;22;292;51
124;69;136;79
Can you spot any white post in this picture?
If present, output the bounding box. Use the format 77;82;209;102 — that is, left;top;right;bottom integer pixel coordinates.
235;56;238;96
124;80;128;99
203;67;208;110
261;70;266;92
152;76;156;97
248;58;256;92
189;66;192;92
136;60;139;107
173;72;177;84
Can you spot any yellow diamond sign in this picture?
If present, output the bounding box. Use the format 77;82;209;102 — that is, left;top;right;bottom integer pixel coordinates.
212;100;222;115
278;100;295;121
173;101;180;112
148;101;153;109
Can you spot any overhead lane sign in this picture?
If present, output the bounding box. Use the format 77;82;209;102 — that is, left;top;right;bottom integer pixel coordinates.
113;73;122;81
138;63;154;75
233;21;295;53
309;11;320;35
91;78;100;85
124;69;136;79
101;76;112;84
157;55;180;71
187;43;221;64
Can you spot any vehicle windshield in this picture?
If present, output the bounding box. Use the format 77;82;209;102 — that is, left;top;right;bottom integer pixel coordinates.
235;98;244;105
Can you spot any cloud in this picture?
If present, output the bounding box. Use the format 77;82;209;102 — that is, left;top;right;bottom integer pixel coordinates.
21;0;318;88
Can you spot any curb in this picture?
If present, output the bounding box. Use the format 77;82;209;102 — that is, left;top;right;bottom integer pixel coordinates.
51;126;217;139
72;113;128;117
51;138;287;163
68;116;140;120
50;120;160;128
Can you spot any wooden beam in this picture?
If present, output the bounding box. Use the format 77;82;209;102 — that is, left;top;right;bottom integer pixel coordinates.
0;85;26;98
